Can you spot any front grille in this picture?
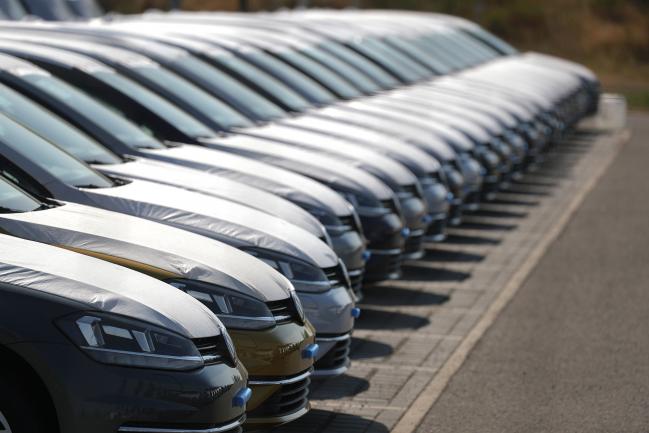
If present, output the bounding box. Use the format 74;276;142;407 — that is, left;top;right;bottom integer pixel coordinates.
248;375;311;419
380;198;399;214
404;232;425;256
401;183;422;198
193;336;235;367
314;337;351;372
266;298;298;324
322;264;349;289
347;268;364;300
339;214;358;233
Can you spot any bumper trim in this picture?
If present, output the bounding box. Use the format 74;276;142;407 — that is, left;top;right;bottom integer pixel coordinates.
316;333;352;343
118;416;245;433
311;359;351;377
248;368;313;386
245;403;310;426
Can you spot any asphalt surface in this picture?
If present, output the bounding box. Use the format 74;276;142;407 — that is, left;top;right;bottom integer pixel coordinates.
416;112;649;433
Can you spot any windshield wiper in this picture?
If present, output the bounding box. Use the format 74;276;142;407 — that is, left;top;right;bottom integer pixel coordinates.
0;206;23;213
74;184;102;189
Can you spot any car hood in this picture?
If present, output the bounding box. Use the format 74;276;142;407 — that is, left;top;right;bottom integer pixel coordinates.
78;179;339;274
279;113;442;176
95;157;326;239
200;135;395;201
0;234;223;339
238;122;419;188
140;145;353;217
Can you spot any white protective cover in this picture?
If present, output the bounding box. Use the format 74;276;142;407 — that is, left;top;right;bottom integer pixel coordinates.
239;123;418;186
79;178;339;270
200;135;395;200
316;105;463;159
96;157;327;239
279;114;442;175
0;202;295;301
0;234;223;338
140;146;354;217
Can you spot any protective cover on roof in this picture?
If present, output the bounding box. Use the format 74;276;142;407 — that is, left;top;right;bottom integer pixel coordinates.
0;234;223;338
200;135;394;201
79;178;339;270
280;114;442;175
140;145;354;217
0;201;293;302
96;157;327;239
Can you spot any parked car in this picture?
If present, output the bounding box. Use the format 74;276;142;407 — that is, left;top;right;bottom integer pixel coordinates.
0;234;250;433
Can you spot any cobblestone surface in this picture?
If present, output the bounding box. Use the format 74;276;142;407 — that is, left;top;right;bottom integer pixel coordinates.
267;124;628;433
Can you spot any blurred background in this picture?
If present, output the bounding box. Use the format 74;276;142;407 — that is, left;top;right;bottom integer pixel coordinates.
98;0;649;110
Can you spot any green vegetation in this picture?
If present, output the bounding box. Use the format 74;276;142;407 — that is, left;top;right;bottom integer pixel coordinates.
99;0;649;109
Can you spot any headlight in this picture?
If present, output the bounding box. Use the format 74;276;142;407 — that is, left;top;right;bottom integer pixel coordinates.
243;248;332;294
57;312;207;371
167;279;277;330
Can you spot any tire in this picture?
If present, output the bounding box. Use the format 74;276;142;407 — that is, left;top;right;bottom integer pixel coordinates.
0;371;53;433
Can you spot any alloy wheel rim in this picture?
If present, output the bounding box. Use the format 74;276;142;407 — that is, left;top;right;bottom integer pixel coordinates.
0;411;12;433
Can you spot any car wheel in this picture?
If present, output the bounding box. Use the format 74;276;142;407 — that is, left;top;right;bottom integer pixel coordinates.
0;372;52;433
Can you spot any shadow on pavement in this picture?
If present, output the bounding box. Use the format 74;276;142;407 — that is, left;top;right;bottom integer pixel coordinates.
361;285;449;306
459;220;518;231
422;248;485;262
309;376;371;400
400;265;471;282
354;308;430;330
444;233;502;245
489;197;540;207
469;209;529;218
269;409;388;433
350;337;395;360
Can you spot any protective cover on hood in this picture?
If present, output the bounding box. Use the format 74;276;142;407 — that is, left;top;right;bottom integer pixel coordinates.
316;106;463;159
0;202;295;301
96;157;327;239
239;123;418;187
140;145;353;217
0;234;223;338
200;135;394;201
80;178;339;270
279;114;442;175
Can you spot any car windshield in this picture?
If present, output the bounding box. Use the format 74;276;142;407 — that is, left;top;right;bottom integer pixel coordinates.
277;50;362;99
245;51;337;105
132;64;254;130
22;72;165;150
301;47;381;94
21;0;75;20
171;54;287;122
351;38;428;83
0;114;114;189
94;70;216;139
0;176;42;213
320;41;399;89
214;53;313;112
384;35;449;74
0;0;27;19
0;83;121;165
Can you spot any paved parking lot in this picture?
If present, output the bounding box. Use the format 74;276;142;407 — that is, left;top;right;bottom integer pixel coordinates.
266;112;633;433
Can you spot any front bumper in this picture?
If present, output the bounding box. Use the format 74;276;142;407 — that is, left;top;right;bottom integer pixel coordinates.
313;333;352;377
11;341;248;433
399;195;429;261
229;321;316;427
360;210;405;282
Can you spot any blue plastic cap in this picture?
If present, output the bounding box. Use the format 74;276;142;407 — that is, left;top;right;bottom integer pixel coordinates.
447;192;455;203
422;214;434;224
401;227;411;238
302;343;319;359
351;307;361;319
362;250;372;262
232;387;252;407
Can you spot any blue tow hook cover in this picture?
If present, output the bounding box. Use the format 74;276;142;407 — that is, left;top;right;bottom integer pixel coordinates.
362;250;372;262
351;307;361;319
422;214;434;224
401;227;411;238
302;343;319;359
233;387;252;407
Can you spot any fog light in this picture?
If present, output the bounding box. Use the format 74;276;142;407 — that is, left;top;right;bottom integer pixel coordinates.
302;344;319;359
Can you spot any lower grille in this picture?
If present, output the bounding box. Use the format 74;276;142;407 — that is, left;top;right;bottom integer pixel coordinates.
314;337;351;372
404;231;425;257
248;374;311;419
